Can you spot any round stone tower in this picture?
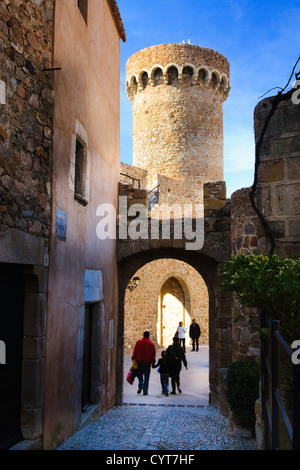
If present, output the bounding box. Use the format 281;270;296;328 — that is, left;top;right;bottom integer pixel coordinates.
126;43;230;201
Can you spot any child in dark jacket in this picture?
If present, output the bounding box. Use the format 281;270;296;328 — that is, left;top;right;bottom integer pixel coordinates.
152;350;169;396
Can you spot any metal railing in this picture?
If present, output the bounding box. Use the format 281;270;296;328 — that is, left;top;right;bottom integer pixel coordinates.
148;185;160;210
120;173;141;189
261;315;300;449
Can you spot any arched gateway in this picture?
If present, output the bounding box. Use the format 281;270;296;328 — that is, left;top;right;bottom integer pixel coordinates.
116;42;232;411
115;183;233;410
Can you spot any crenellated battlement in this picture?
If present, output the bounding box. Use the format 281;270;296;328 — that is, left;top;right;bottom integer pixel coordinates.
126;43;230;102
126;62;230;102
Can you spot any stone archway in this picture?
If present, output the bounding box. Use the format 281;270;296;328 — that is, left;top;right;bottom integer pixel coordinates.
116;247;232;408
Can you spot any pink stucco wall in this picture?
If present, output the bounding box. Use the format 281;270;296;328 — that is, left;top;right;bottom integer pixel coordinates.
44;0;122;448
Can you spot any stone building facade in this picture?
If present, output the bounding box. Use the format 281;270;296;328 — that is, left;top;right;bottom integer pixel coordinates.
0;0;125;450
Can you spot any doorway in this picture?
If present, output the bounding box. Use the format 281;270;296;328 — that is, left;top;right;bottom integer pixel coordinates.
0;264;24;449
82;304;93;411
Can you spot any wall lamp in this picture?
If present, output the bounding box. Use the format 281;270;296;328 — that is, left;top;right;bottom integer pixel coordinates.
128;277;140;292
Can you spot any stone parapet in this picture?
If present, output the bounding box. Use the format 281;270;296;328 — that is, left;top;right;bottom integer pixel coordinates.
126;43;230;101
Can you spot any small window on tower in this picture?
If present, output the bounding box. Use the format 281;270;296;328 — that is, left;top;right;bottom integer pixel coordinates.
78;0;88;24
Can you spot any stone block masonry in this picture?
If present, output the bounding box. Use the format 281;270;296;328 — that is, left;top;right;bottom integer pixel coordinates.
0;0;54;243
0;1;55;449
254;96;300;257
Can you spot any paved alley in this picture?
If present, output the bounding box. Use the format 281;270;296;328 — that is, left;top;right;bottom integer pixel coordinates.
57;346;256;451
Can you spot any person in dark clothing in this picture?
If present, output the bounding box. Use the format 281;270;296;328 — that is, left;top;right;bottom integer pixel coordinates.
152;350;169;396
132;331;156;395
166;336;188;395
189;319;201;351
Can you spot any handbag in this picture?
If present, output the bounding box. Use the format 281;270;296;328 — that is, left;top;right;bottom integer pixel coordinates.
126;370;133;385
126;361;138;385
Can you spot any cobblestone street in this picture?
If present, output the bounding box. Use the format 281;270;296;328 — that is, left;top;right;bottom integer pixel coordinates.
57;403;256;451
58;347;256;451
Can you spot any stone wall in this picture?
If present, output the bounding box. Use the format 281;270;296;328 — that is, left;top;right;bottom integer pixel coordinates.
231;187;258;256
228;94;300;443
229;93;300;363
254;96;300;258
229;187;260;362
0;0;55;450
120;162;148;189
0;0;54;243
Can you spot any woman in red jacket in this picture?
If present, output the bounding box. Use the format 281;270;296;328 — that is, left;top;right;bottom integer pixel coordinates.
132;331;156;396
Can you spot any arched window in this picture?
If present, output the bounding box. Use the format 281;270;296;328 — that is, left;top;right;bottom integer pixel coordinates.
182;66;193;85
220;76;227;91
130;76;138;94
154;68;163;86
198;69;207;85
141;71;149;89
167;66;178;85
211;72;219;89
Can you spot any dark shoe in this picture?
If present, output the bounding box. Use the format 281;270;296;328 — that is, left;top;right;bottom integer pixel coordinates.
170;391;176;395
165;391;169;397
178;388;182;393
137;387;142;394
143;392;149;396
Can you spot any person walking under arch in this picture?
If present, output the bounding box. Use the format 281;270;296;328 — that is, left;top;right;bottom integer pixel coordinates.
152;350;170;396
176;321;187;352
189;319;201;351
166;336;188;395
132;331;156;396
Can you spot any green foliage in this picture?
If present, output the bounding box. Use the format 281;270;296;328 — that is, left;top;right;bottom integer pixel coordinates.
226;360;259;429
222;254;300;341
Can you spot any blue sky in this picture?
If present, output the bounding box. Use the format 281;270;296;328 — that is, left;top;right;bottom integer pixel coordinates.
117;0;300;197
